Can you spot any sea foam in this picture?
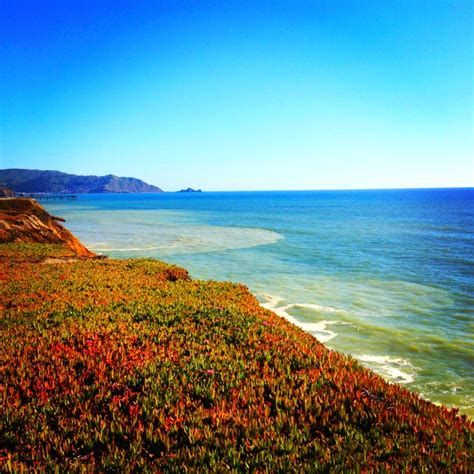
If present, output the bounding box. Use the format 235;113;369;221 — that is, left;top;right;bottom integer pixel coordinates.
89;224;283;256
260;294;348;343
260;294;418;384
354;354;417;384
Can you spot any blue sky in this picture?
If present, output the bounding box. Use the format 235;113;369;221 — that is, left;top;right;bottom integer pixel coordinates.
1;0;472;191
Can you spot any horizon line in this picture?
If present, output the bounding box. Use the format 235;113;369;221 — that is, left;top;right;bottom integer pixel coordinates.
37;185;474;193
196;186;474;192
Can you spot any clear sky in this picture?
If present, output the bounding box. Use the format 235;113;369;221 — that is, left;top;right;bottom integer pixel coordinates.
1;0;472;191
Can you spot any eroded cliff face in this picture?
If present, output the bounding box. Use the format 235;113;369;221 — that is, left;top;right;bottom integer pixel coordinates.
0;198;95;257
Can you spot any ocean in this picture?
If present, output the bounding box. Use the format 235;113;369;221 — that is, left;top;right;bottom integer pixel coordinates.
43;189;474;416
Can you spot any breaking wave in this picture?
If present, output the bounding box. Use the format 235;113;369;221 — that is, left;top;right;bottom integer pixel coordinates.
260;293;419;384
260;294;349;343
354;354;418;384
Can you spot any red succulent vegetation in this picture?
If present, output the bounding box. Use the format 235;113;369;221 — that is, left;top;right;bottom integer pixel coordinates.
0;242;472;472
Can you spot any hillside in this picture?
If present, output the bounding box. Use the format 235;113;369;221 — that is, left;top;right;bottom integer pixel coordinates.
0;206;472;471
0;169;164;194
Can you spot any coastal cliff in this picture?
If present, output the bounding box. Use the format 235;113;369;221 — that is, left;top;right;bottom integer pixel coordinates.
0;198;95;257
1;212;472;471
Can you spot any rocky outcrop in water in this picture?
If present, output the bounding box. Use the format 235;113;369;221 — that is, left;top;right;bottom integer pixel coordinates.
177;188;202;193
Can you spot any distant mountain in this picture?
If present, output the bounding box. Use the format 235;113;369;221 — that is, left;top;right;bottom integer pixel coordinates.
0;169;164;194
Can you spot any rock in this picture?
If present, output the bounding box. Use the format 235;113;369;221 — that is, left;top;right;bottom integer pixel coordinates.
177;188;202;193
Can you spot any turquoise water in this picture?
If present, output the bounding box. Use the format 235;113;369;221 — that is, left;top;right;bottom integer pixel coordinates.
44;189;474;416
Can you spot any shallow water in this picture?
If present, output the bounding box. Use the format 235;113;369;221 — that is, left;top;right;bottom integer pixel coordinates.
44;189;474;416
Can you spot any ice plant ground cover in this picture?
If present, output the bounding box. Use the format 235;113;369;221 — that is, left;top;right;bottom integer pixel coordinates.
0;243;472;472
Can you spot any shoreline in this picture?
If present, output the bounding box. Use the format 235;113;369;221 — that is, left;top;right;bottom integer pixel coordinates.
1;198;473;470
259;293;474;418
37;194;474;418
